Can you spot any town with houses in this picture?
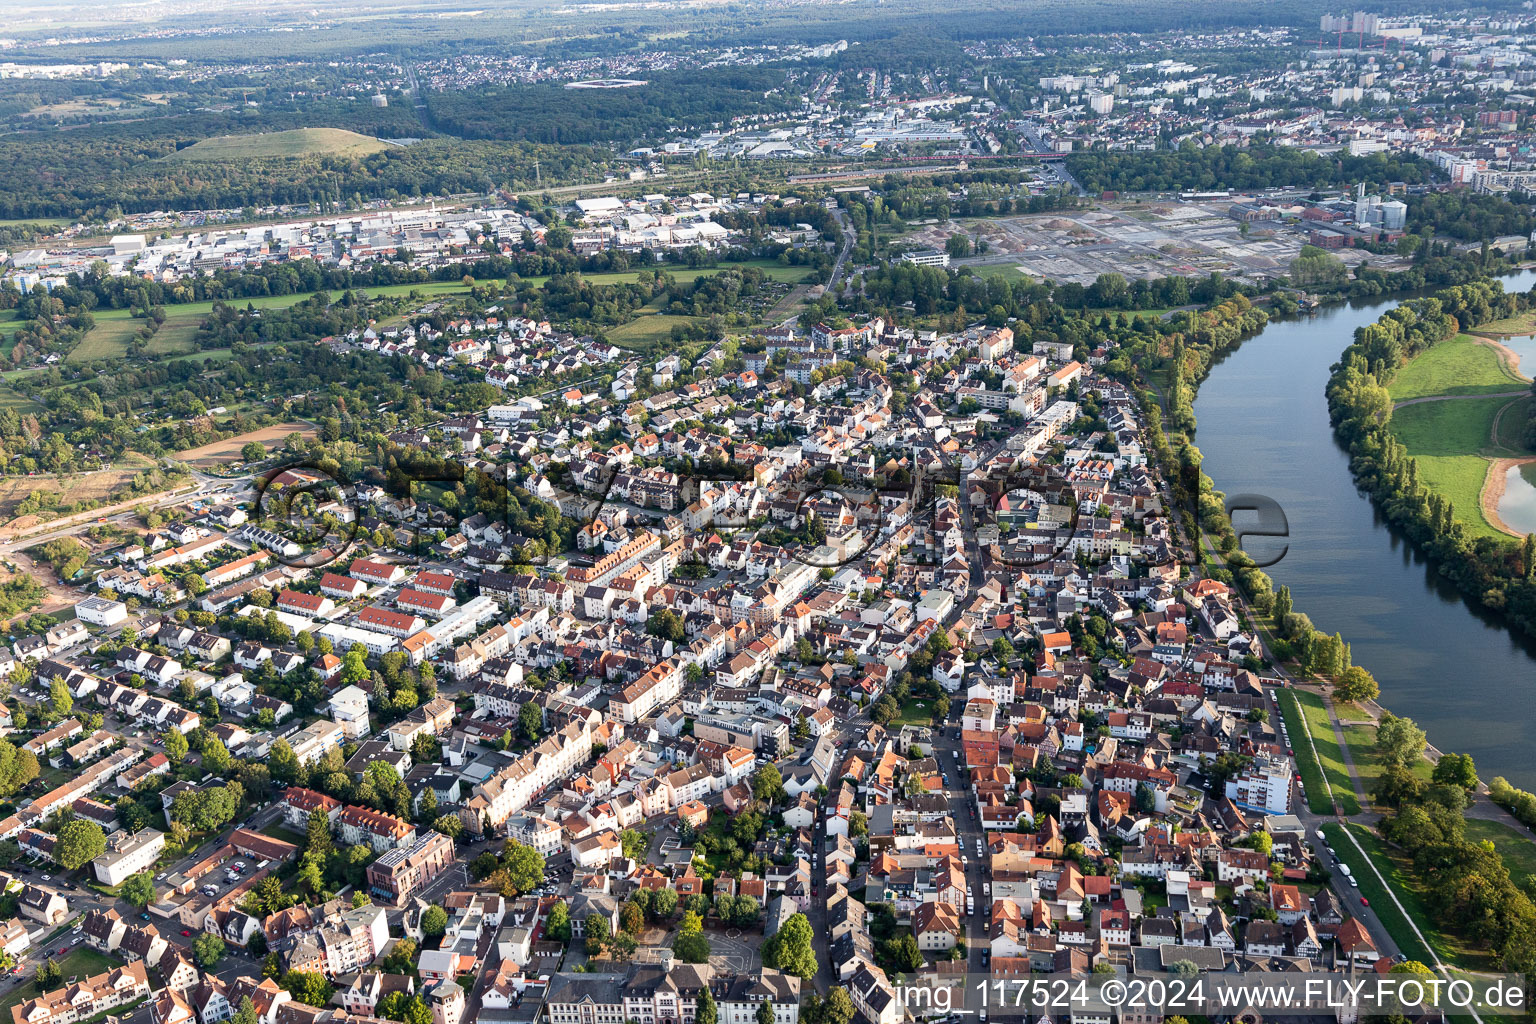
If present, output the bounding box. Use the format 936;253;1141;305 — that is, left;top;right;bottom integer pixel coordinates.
10;10;1536;297
0;289;1404;1024
0;4;1530;1024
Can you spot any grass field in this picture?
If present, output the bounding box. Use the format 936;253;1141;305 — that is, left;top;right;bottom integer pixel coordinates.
0;454;157;521
606;314;705;351
165;127;393;162
1388;395;1505;456
970;265;1034;282
0;217;68;229
1416;456;1506;539
0;391;43;414
69;317;146;361
1387;397;1510;540
167;346;243;365
1278;689;1332;814
1474;310;1536;336
1388;334;1525;401
679;257;812;284
67;285;466;363
1284;689;1361;815
72;314;205;361
175;422;317;467
145;323;206;355
1493;396;1535;452
1462;817;1536;881
70;292;338;363
894;699;939;726
1338;720;1433;803
259;822;307;845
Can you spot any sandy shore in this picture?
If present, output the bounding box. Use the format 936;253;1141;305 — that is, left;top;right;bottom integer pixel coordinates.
1481;456;1536;538
1472;335;1534;383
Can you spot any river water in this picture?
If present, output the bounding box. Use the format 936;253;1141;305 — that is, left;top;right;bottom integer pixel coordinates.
1190;269;1536;789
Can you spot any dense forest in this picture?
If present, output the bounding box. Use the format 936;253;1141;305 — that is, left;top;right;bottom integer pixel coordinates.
1325;280;1536;637
424;68;800;145
1064;143;1437;194
1377;772;1536;980
0;120;608;219
843;260;1247;325
1405;190;1536;242
9;245;787;323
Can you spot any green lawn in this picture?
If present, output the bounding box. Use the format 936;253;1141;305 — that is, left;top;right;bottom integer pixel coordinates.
1386;397;1510;540
1282;689;1360;815
1388;396;1505;457
1413;456;1502;540
1462;817;1536;882
70;313;210;362
1388;334;1525;401
605;314;705;351
1337;721;1431;803
1278;689;1332;814
63;283;470;365
687;257;815;284
69;317;145;361
143;323;205;356
259;822;307;845
893;699;938;726
167;346;244;365
0;217;68;229
1473;310;1536;336
69;291;342;363
0;390;44;414
1493;396;1535;452
970;264;1033;282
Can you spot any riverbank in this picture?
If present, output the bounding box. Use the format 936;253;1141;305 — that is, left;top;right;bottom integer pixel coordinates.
1326;280;1536;633
1475;334;1536;383
1179;267;1536;789
1481;456;1536;537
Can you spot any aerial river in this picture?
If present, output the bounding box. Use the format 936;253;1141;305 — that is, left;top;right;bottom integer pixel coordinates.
1190;268;1536;790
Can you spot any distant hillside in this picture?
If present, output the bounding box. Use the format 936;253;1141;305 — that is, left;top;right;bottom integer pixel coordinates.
165;128;393;162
